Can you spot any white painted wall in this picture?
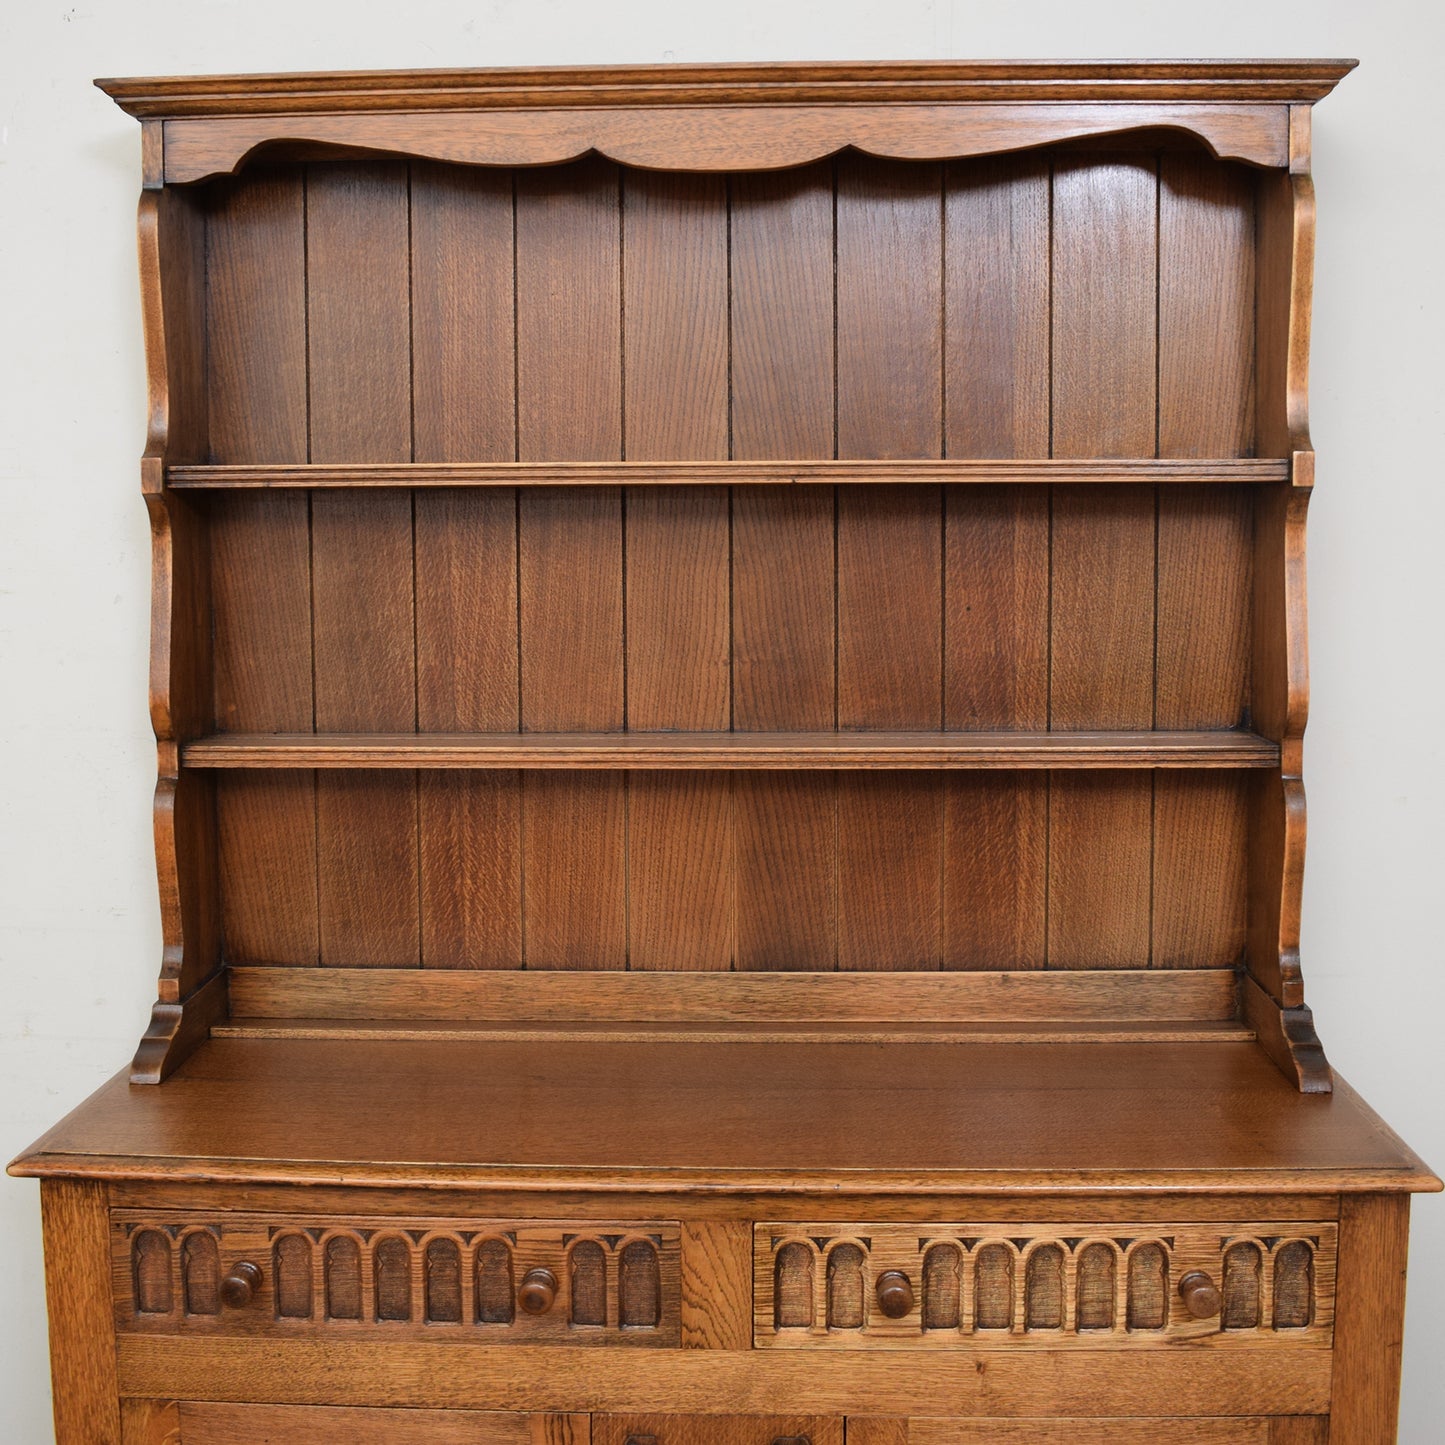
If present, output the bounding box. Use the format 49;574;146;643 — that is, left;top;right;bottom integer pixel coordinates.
2;1;1440;1438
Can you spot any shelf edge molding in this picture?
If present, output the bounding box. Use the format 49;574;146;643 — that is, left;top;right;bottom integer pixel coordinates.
96;60;1361;119
181;729;1281;771
166;458;1293;489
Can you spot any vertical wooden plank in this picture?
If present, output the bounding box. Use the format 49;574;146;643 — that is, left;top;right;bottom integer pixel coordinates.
838;773;944;970
41;1181;119;1445
1153;157;1258;971
205;168;318;968
518;488;624;732
943;773;1048;969
942;486;1049;970
734;769;837;970
622;170;733;970
1049;157;1157;970
516;156;623;462
521;773;627;969
1154;488;1252;971
414;485;521;968
731;163;838;969
1049;442;1155;970
836;154;944;971
306;160;414;462
837;154;944;461
516;158;625;968
1052;153;1158;459
680;1220;753;1350
307;160;418;968
1049;485;1156;729
1159;153;1255;459
205;168;308;464
1331;1194;1411;1443
1049;771;1153;968
836;486;944;968
410;162;515;462
1152;773;1248;969
730;162;835;461
944;155;1050;459
622;169;729;463
411;163;522;968
942;159;1051;972
944;486;1049;731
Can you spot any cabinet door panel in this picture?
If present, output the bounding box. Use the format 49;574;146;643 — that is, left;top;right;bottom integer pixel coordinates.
123;1403;587;1444
858;1422;1314;1445
597;1418;842;1445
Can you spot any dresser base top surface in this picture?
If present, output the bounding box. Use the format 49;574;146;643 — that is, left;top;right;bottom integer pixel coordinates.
12;1035;1437;1195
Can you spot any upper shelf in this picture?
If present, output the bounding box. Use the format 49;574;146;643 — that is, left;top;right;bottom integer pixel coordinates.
182;730;1279;771
168;459;1293;490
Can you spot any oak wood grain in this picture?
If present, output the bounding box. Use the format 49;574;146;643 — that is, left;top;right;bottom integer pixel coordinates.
730;162;839;970
680;1220;753;1350
112;1332;1333;1415
155;103;1296;186
170;1404;587;1443
41;1181;120;1444
1330;1193;1412;1442
203;171;318;972
15;1038;1435;1194
225;965;1240;1023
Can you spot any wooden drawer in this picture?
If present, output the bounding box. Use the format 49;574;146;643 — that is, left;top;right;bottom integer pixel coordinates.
754;1221;1336;1348
113;1211;680;1345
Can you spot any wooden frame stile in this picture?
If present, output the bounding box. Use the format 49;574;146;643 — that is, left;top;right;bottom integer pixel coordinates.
1243;104;1328;1090
131;181;226;1083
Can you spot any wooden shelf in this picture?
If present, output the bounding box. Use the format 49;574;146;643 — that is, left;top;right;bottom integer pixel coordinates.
12;1034;1435;1194
165;458;1292;489
181;729;1280;770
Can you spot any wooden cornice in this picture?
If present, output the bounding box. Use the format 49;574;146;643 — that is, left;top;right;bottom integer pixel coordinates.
96;59;1358;118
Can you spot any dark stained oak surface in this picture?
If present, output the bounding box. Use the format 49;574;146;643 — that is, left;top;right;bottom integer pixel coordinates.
12;1038;1437;1193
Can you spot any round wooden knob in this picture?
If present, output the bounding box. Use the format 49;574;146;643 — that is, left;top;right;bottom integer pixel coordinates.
875;1270;915;1318
1179;1270;1222;1319
220;1261;262;1309
518;1267;558;1315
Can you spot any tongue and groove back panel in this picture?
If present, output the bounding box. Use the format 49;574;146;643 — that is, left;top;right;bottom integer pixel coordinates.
202;147;1257;972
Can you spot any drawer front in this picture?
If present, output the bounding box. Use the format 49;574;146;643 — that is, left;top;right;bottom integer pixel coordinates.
754;1221;1336;1348
113;1212;680;1345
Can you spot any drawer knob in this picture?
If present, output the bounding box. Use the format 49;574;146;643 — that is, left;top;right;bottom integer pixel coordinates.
219;1261;262;1309
518;1267;558;1315
875;1269;915;1318
1179;1270;1223;1319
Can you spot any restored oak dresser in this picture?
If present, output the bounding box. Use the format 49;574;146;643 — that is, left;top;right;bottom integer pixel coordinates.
12;59;1440;1444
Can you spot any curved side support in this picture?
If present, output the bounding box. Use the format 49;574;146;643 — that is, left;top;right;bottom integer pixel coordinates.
158;101;1289;184
1247;132;1330;1091
132;188;223;1084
